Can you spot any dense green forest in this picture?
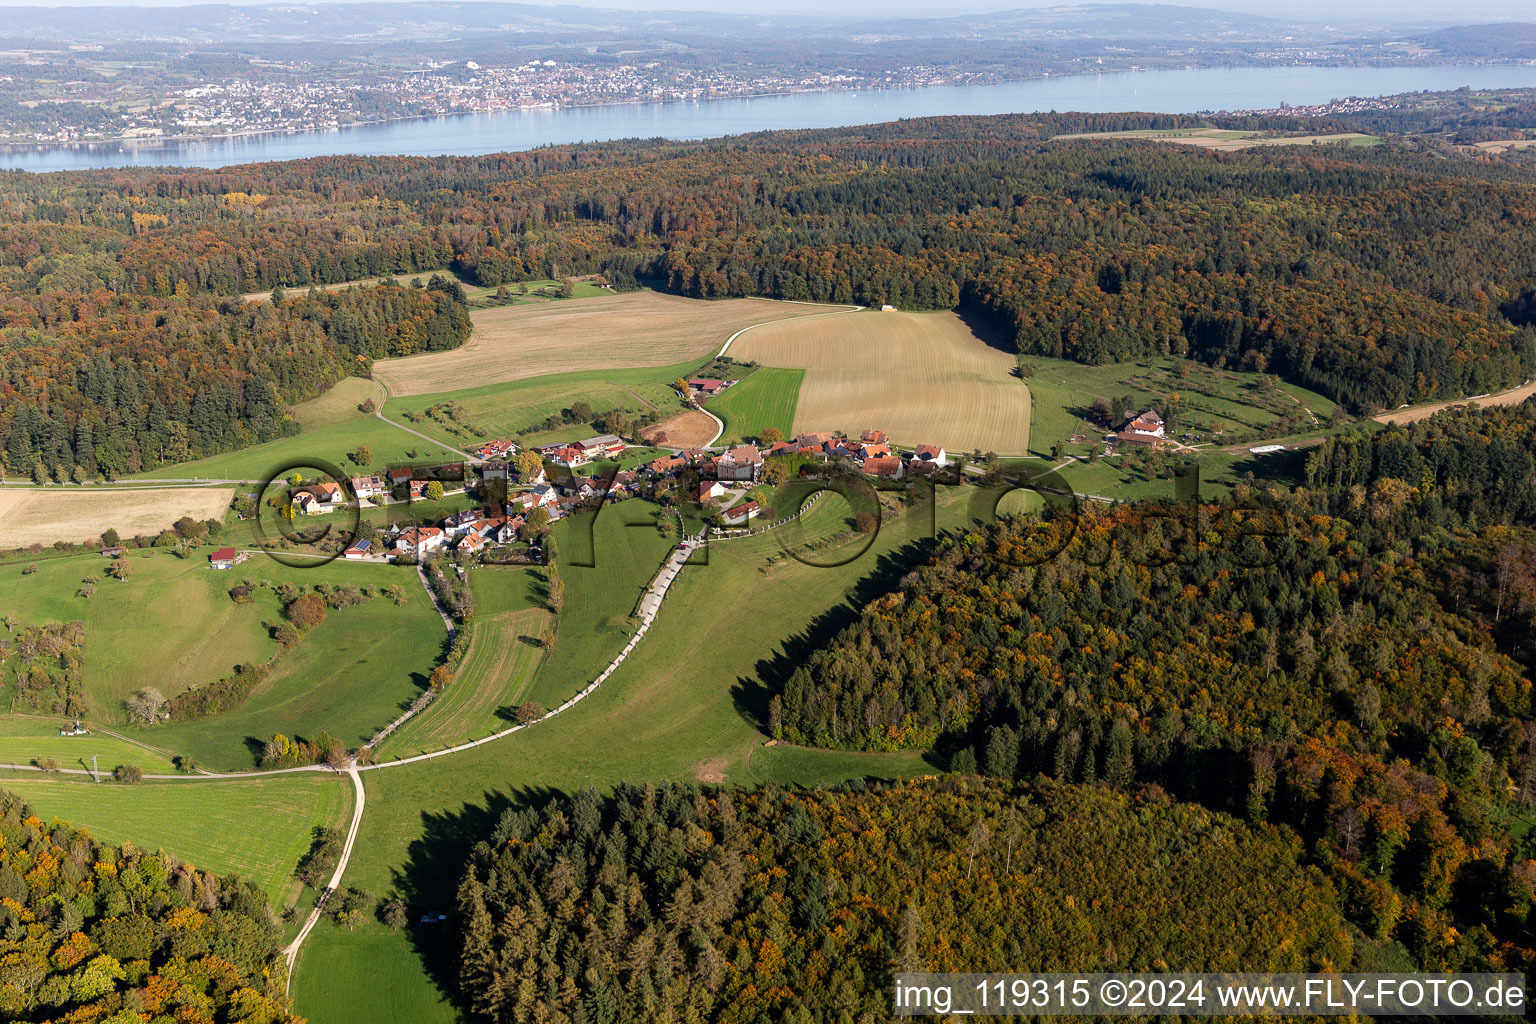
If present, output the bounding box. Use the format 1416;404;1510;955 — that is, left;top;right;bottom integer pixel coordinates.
772;398;1536;977
6;111;1536;476
457;777;1351;1024
0;788;298;1023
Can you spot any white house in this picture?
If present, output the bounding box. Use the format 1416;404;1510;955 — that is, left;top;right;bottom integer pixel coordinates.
910;444;947;468
394;527;446;558
1125;411;1166;438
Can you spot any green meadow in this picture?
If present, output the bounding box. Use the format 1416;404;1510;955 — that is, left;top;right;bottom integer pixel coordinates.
0;771;351;907
706;366;804;442
380;360;699;451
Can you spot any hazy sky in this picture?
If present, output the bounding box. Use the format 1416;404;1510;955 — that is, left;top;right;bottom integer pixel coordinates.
0;0;1527;20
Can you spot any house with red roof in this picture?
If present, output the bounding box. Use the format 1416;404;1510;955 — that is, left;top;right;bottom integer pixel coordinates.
723;500;762;526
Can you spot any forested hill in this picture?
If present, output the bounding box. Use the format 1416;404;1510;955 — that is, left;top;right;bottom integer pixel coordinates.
773;398;1536;976
0;789;298;1023
6;112;1536;478
457;778;1350;1024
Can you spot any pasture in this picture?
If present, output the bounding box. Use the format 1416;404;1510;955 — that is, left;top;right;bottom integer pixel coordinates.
382;361;694;452
132;414;448;481
5;547;444;768
0;717;177;774
0;485;233;549
288;376;385;430
1022;356;1335;456
706;367;803;442
0;771;352;906
373;292;845;397
384;569;550;753
728;309;1032;452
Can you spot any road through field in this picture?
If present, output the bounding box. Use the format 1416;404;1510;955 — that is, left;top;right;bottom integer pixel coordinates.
282;766;365;982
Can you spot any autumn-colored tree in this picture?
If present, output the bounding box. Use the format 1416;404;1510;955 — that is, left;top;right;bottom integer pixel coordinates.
286;593;327;630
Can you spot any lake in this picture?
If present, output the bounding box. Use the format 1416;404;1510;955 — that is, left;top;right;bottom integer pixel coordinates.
6;64;1536;173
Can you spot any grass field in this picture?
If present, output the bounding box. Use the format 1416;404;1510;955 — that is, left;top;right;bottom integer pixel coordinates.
0;771;351;906
381;361;695;452
0;717;177;773
5;548;443;768
706;367;803;442
0;485;234;548
729;309;1031;452
288;377;385;430
132;415;449;481
374;293;845;397
384;569;550;753
1022;356;1336;457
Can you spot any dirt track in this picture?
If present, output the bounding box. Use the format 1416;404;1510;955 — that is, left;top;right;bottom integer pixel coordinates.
1373;381;1536;426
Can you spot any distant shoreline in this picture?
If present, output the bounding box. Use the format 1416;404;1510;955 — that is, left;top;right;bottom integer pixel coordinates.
6;62;1536;172
4;59;1535;153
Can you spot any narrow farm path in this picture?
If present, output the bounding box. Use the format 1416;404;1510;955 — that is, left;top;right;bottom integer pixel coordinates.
371;379;481;464
282;765;366;985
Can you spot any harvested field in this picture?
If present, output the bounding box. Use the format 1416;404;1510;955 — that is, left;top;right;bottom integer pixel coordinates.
641;409;719;448
1054;128;1381;151
1373;380;1536;425
728;310;1031;453
0;486;233;549
374;292;845;397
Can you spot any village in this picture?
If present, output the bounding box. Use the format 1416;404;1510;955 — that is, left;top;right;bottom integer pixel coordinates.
234;397;1179;571
232;418;998;570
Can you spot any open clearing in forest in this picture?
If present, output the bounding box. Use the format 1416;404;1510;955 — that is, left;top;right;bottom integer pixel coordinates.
373;293;845;397
1054;127;1382;150
728;310;1032;452
0;486;233;549
1372;380;1536;426
288;377;385;430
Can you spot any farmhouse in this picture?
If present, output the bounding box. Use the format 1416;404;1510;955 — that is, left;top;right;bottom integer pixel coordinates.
386;467;416;486
541;444;590;468
687;378;726;396
723;500;762;526
456;532;489;555
1125;411;1166;438
443;509;481;536
210;547;238;570
695;480;726;504
647;453;687;476
860;429;889;444
714;444;763;482
863;455;903;478
300;481;346;513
